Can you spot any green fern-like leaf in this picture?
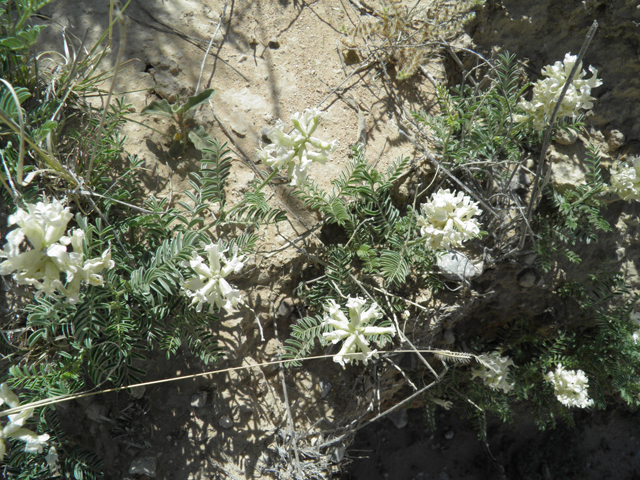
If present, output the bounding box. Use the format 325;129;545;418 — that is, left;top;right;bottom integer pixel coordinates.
283;315;328;367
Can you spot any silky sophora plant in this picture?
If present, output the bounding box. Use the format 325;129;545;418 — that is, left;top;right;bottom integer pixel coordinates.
257;107;338;186
322;297;396;367
417;188;483;250
516;52;602;130
181;241;245;313
0;198;114;303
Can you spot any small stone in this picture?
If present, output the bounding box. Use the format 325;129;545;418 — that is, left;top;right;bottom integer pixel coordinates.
260;127;272;143
191;392;207;408
517;268;536;288
219;415;234;429
554;129;578;145
85;403;109;423
268;38;280;49
331;444;346;463
444;330;455;345
388;409;408;429
276;298;294;319
319;379;332;398
238;54;248;63
129;386;146;399
444;430;455;440
606;129;625;151
129;457;157;477
437;251;479;281
229;119;247;138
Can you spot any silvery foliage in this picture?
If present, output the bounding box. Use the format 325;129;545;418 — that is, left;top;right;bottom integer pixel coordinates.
0;198;114;303
471;352;515;394
0;384;50;458
322;297;396;367
181;241;245;313
257;108;338;186
516;52;602;130
544;364;594;408
417;188;482;250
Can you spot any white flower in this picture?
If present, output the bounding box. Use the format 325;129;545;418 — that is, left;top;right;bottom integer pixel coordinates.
0;200;114;304
181;242;245;313
544;364;594;408
431;397;453;410
417;189;482;250
0;383;50;458
609;157;640;202
322;297;395;367
257;108;338;186
517;53;602;130
471;352;515;393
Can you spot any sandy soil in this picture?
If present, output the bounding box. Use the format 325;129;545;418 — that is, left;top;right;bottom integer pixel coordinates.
29;0;640;479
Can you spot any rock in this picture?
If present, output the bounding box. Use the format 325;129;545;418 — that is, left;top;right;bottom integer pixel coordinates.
549;145;586;193
437;251;479;281
190;392;207;408
606;129;625;151
85;402;109;423
238;54;247;63
444;330;455;345
219;415;234;429
517;268;536;288
129;386;145;399
129;457;157;477
331;444;346;463
229;118;248;138
319;379;332;398
388;409;408;429
554;129;578;145
268;38;280;49
444;430;455;440
276;298;294;319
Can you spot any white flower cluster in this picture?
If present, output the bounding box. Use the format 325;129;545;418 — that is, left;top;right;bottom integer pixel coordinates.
544;364;594;408
517;53;602;130
181;242;245;314
417;188;482;250
0;199;114;304
0;383;50;457
609;157;640;202
471;352;515;393
257;108;338;186
322;297;396;367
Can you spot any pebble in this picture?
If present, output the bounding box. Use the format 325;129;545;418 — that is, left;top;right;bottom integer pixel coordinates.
554;129;578;145
606;129;625;151
129;457;157;477
219;415;234;429
129;386;146;399
276;298;294;319
388;409;408;429
238;54;247;63
444;430;455;440
190;392;207;408
517;268;536;288
437;251;479;281
319;379;332;398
